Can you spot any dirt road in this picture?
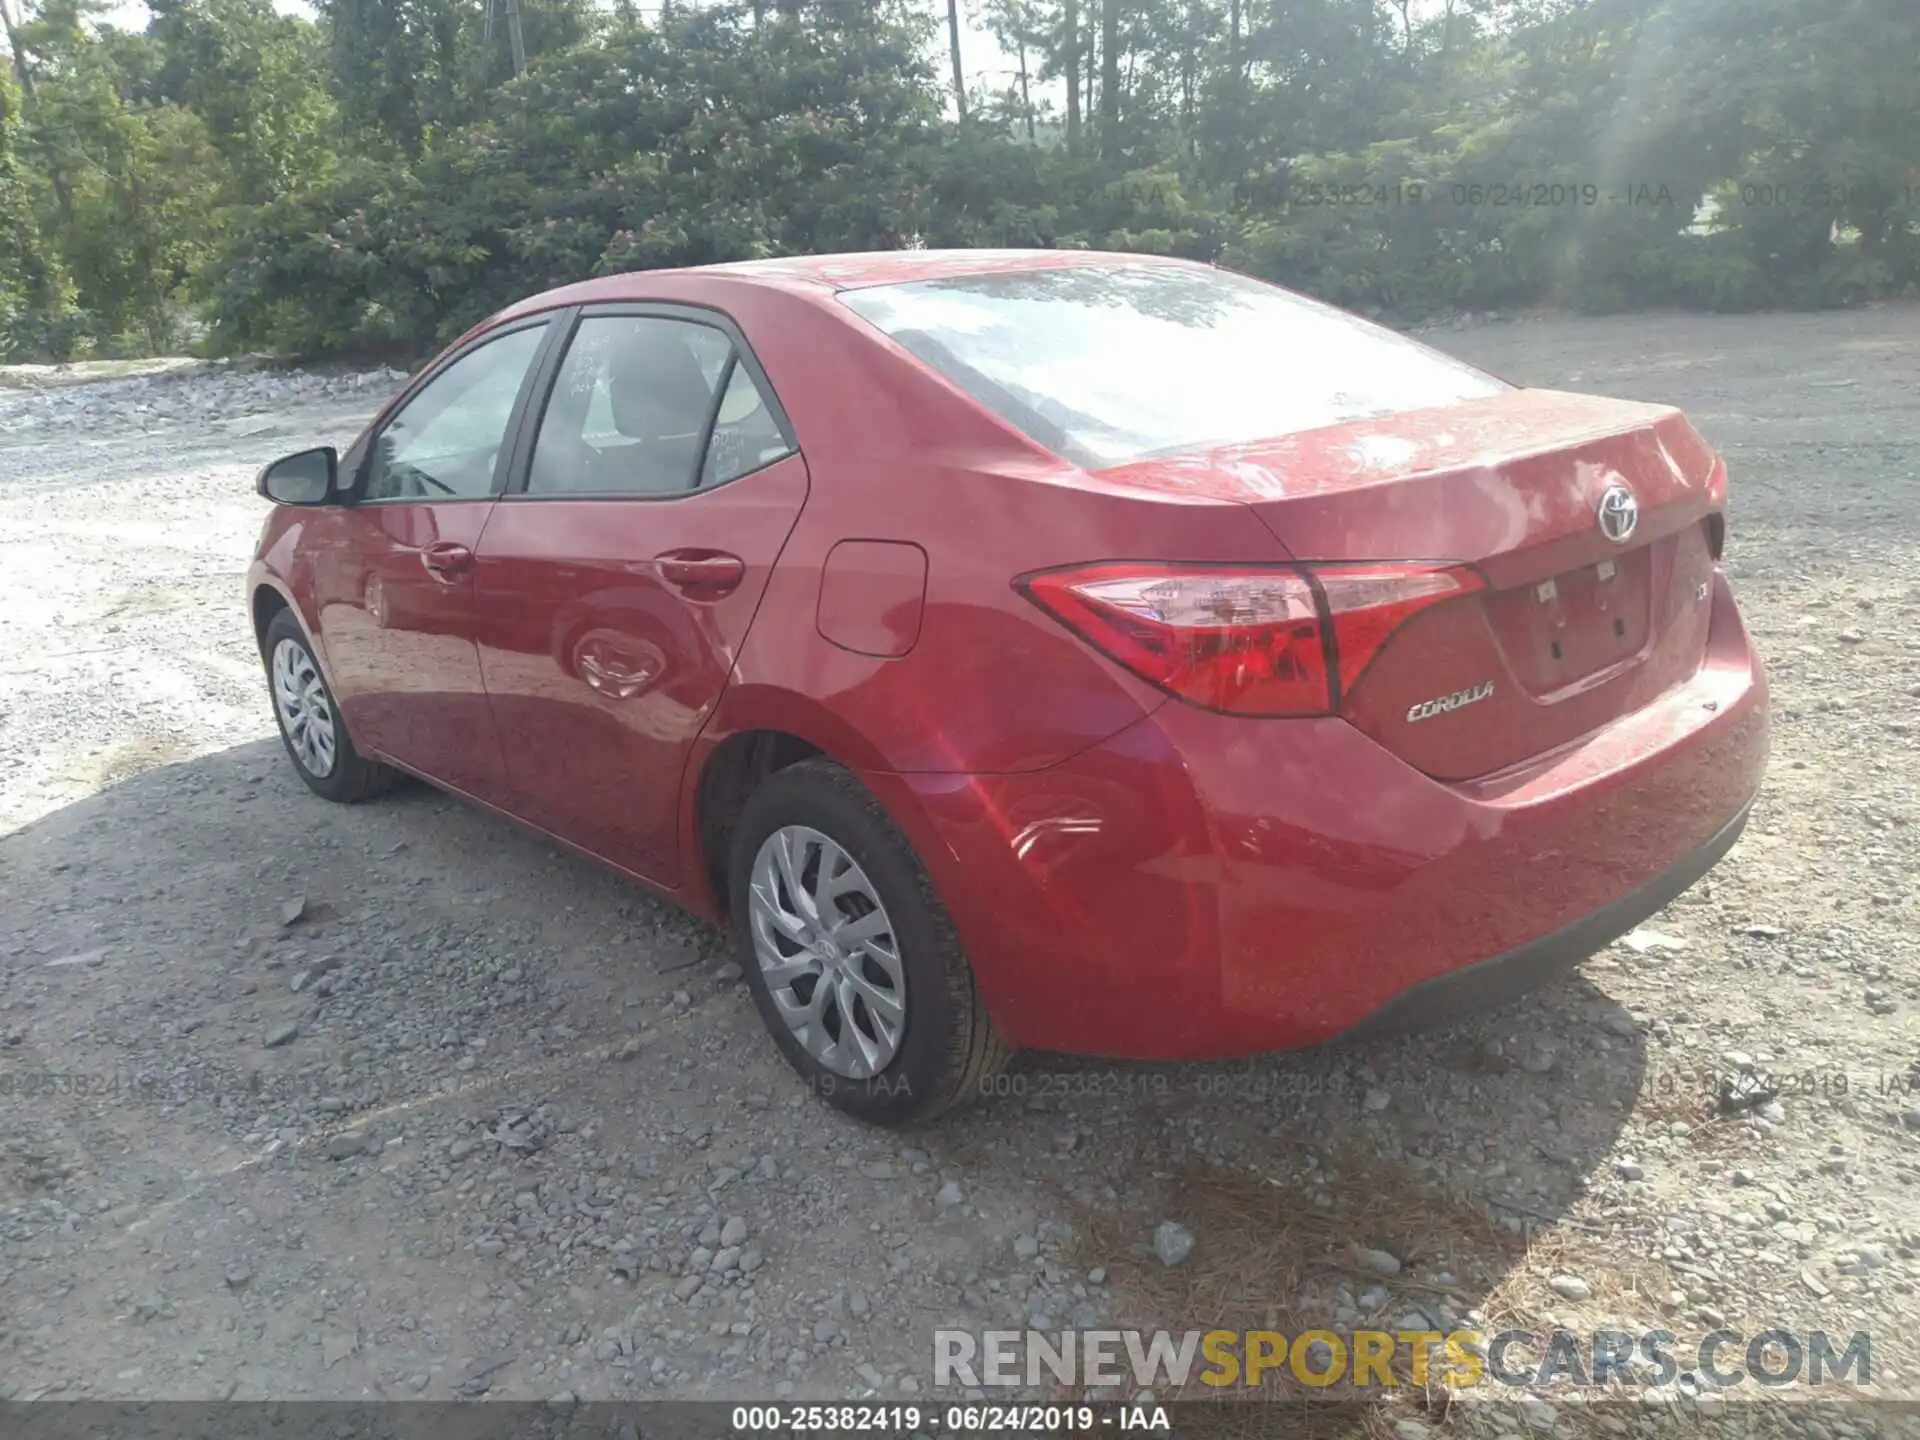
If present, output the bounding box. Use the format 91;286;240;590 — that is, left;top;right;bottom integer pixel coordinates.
1;310;1916;1429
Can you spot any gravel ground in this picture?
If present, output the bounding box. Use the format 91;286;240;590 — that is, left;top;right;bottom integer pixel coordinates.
1;312;1916;1432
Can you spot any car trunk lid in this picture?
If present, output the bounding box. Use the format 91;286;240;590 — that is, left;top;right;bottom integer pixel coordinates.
1099;388;1727;780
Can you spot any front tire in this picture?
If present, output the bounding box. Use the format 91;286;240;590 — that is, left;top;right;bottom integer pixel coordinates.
262;608;399;803
728;759;1011;1125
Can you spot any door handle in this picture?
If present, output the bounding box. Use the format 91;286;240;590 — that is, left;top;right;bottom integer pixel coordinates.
656;549;745;598
421;542;473;578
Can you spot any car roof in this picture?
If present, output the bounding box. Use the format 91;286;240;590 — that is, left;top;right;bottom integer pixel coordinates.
495;248;1203;320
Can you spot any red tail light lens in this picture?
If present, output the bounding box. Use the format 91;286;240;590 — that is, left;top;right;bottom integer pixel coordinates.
1017;561;1483;716
1706;458;1728;560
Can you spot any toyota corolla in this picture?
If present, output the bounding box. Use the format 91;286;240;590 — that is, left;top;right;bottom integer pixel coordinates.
245;250;1769;1124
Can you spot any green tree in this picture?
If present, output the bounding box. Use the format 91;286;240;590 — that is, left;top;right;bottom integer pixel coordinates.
0;59;64;356
318;0;596;157
981;0;1045;141
208;1;947;356
5;0;1916;362
147;0;333;204
4;0;221;352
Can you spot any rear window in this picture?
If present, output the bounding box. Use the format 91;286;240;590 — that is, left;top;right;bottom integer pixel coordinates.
839;264;1509;469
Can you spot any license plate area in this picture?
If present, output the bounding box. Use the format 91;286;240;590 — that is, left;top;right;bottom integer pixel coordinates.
1484;544;1655;695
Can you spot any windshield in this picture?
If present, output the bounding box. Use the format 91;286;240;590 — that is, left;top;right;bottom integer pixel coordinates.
839;264;1510;469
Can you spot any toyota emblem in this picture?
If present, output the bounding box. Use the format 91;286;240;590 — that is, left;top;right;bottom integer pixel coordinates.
1596;483;1639;544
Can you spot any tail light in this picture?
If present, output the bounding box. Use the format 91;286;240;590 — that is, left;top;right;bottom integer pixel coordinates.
1706;457;1728;560
1016;561;1484;716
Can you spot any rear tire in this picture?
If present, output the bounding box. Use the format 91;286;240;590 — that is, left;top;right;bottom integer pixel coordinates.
262;608;399;804
728;759;1012;1125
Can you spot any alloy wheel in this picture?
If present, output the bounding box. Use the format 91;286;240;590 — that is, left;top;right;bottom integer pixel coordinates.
271;637;338;778
747;825;906;1079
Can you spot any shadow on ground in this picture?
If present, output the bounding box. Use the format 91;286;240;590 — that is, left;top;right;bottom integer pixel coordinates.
3;738;1653;1422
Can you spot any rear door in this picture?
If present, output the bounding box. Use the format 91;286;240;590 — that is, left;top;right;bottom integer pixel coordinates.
471;304;808;884
309;318;553;799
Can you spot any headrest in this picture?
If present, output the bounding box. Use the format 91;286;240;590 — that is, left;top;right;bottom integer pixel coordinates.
607;327;714;438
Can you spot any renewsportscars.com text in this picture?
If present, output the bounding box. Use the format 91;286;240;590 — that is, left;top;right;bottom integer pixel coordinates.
934;1327;1871;1391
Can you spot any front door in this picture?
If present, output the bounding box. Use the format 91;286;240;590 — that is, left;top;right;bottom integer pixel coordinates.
310;319;551;799
472;308;808;884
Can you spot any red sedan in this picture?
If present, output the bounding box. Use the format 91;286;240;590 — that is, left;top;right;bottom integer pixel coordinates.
246;251;1768;1124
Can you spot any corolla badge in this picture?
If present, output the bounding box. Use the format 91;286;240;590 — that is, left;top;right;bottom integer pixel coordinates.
1406;680;1494;723
1596;483;1639;544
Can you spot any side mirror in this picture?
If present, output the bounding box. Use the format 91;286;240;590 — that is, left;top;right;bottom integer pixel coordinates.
256;446;339;505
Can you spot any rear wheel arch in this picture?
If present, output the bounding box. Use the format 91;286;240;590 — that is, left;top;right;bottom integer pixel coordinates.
695;730;825;912
688;684;900;913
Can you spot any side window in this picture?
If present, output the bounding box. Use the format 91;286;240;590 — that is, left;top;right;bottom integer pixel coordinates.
527;314;792;497
362;324;547;502
702;358;793;487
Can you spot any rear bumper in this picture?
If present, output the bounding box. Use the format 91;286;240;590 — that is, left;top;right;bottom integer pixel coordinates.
863;570;1768;1060
1337;798;1750;1040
